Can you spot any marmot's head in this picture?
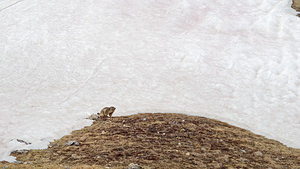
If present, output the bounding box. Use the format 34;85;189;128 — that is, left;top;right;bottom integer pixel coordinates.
109;106;116;112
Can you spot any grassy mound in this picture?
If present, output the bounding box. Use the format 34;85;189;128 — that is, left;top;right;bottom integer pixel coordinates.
1;113;300;169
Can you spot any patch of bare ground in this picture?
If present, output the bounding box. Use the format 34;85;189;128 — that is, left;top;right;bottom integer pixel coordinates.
1;113;300;169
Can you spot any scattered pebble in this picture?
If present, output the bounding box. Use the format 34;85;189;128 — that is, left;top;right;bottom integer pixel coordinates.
253;151;263;157
186;152;190;156
221;155;230;162
23;162;33;164
16;139;31;145
190;152;201;157
142;118;147;121
66;141;80;146
14;150;29;154
71;154;81;159
12;160;22;164
128;163;143;169
48;143;59;148
241;158;248;163
241;149;247;153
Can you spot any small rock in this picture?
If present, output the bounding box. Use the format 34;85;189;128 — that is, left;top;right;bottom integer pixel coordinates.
14;150;29;154
16;139;31;145
73;142;80;146
190;152;201;157
128;163;143;169
48;143;58;148
211;161;222;168
253;151;263;157
23;162;33;164
186;152;190;156
2;165;8;169
66;141;80;146
180;128;185;132
240;158;248;163
241;149;246;153
222;155;230;162
142;118;147;121
79;133;91;142
88;114;99;120
12;160;22;164
223;164;235;169
71;154;81;159
96;155;102;158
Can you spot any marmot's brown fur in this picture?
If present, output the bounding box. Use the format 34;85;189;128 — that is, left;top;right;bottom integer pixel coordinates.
98;106;116;118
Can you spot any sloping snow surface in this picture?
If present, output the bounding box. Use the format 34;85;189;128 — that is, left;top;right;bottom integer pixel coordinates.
1;0;300;162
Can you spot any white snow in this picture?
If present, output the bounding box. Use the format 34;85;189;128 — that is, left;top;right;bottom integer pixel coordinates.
1;0;300;162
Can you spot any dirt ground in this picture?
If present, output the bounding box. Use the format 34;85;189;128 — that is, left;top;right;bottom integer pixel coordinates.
1;113;300;169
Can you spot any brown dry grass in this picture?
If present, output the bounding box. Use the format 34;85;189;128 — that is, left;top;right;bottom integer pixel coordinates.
1;113;300;169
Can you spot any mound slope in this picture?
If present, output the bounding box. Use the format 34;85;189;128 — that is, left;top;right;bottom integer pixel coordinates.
1;113;300;169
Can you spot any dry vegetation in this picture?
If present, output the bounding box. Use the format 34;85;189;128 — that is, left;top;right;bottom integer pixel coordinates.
1;113;300;169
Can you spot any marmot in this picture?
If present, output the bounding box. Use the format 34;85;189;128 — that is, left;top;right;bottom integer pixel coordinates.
98;106;116;118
